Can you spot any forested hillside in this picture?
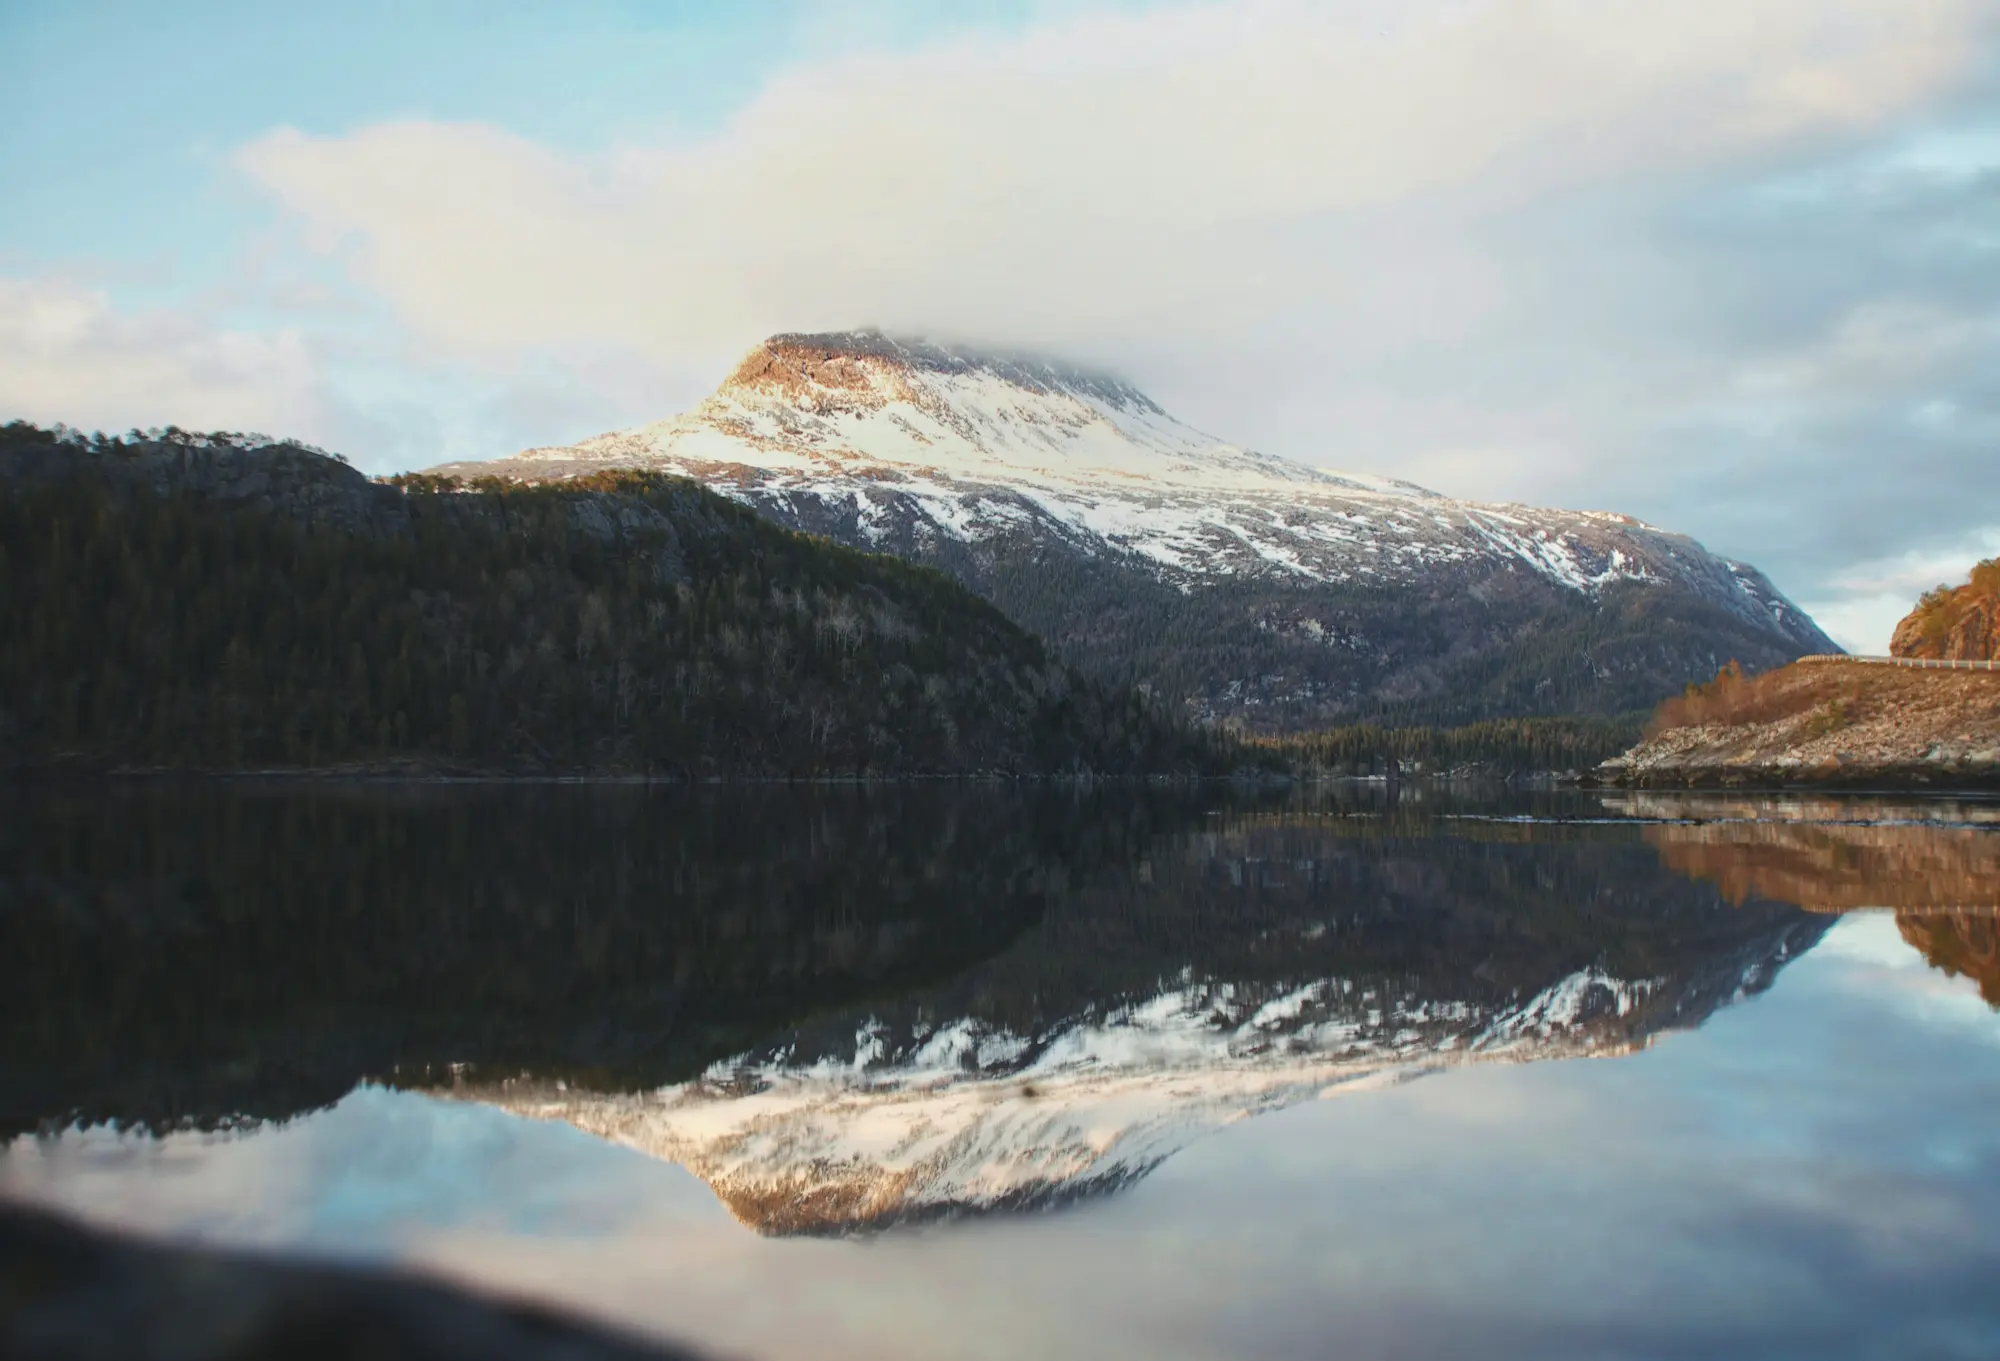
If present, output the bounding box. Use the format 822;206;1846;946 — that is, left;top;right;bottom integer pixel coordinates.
958;546;1794;729
0;423;1219;776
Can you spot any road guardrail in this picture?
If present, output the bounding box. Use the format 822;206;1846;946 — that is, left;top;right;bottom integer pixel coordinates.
1795;654;1999;671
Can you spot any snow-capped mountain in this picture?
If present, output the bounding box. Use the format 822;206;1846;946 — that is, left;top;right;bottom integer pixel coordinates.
434;331;1837;727
467;913;1823;1236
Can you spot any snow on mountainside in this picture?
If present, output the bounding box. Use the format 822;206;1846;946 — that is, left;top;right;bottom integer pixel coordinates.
448;331;1786;603
465;917;1821;1237
434;331;1837;727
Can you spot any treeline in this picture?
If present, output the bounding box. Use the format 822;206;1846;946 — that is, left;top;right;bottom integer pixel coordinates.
1260;715;1643;778
0;422;1222;777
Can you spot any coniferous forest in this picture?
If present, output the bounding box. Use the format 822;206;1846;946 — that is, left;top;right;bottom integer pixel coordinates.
0;422;1221;777
1;420;1649;780
1260;715;1643;779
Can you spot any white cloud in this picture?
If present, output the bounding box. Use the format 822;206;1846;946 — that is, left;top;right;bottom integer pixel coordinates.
0;276;327;441
234;0;1989;377
0;272;690;473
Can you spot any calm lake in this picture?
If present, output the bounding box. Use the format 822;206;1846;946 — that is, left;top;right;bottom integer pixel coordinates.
4;783;1998;1360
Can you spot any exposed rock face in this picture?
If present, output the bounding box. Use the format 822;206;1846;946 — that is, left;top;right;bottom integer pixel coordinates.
1892;558;2000;662
1597;660;2000;788
0;431;415;536
432;331;1836;729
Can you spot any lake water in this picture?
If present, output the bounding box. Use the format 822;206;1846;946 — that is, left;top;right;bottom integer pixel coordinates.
4;783;1998;1360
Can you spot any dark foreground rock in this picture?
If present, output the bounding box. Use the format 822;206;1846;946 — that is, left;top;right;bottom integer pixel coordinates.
0;1203;703;1361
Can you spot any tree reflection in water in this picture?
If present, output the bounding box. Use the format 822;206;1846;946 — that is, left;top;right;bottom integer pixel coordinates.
1620;791;2000;1007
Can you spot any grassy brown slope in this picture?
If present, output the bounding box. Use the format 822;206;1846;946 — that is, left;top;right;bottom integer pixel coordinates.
1597;660;2000;788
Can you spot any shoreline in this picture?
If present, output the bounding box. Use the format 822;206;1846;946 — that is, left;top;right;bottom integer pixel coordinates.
1591;659;2000;795
8;765;1999;798
1581;769;2000;795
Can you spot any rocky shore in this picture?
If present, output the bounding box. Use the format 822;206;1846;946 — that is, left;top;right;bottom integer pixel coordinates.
1592;659;2000;789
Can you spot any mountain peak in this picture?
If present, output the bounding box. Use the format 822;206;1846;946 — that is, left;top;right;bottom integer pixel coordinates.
720;329;1164;416
426;330;1837;727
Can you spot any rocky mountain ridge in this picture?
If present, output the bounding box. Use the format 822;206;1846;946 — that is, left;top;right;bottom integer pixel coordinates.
434;331;1837;729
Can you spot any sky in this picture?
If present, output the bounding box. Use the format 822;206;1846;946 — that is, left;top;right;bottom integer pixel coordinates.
3;0;1997;651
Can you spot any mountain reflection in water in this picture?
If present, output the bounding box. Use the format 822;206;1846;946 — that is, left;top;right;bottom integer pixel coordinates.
8;784;1994;1240
461;802;1830;1235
